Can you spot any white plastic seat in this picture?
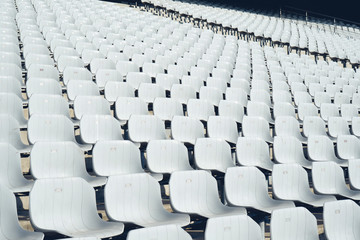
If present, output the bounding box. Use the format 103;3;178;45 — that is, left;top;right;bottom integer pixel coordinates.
26;78;62;97
53;46;79;62
73;96;110;120
225;166;294;213
114;97;148;125
27;114;90;150
79;115;123;144
128;115;166;143
167;64;187;80
153;97;183;121
206;77;227;94
271;207;319;240
0;63;22;86
170;84;196;105
274;116;306;142
205;215;262;240
272;90;292;104
27;64;59;81
142;62;164;78
314;92;331;108
126;72;151;90
169;170;246;218
138;83;165;104
104;82;134;102
293;91;312;106
312;161;360;199
171;116;204;145
0;93;27;128
273;102;296;119
348;159;360;190
298;102;318;122
67;80;99;102
218;100;244;123
307;135;347;166
320;103;340;121
116;60;139;77
63;67;92;86
323;200;360;240
81;49;104;65
272;163;336;206
236;137;273;171
250;89;272;108
89;58;115;75
57;56;84;73
225;87;248;106
199;86;223;106
207;116;238;144
95;69;123;89
246;101;274;124
127;225;192;240
92;140;144;176
0;114;31;153
181;75;203;92
337;135;360;160
25;53;54;70
0;184;44;240
30;142;106;187
340;104;358;122
242;116;273;143
28;94;70;119
0;143;33;192
146;140;193;174
352;117;360;137
327;117;351;138
186;99;214;121
273;136;312;168
334;92;350;107
30;177;124;238
105;173;190;227
302;116;327;137
0;76;22;99
194;138;235;173
155;73;178;91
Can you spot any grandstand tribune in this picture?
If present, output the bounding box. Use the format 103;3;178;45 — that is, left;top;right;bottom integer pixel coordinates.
1;0;360;239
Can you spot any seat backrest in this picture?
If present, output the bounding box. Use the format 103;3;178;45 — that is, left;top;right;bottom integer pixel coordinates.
247;101;272;123
89;58;115;74
29;94;70;118
67;80;100;101
337;135;360;160
298;103;318;121
95;69;123;88
307;135;336;161
80;115;123;144
272;163;311;200
273;102;296;119
199;86;222;106
225;87;248;106
0;76;22;99
293;91;312;106
116;60;139;77
274;136;306;164
29;177;100;232
74;96;110;119
312;161;345;195
303;116;327;137
323;200;360;240
138;83;166;103
207;116;238;144
320;103;339;121
63;66;92;85
205;215;262;240
26;78;62;97
105;173;166;222
169;170;223;216
0;93;26;124
171;84;196;104
236;137;273;170
153;97;183;121
242;116;272;142
352;117;360;137
28;63;59;81
218;100;244;123
128;115;166;143
314;92;331;107
187;99;215;121
271;207;319;240
126;72;151;90
104;81;134;102
92;140;143;176
327;117;350;138
30;141;90;180
340;104;358;122
171;116;204;144
146;139;192;173
194;138;234;173
27;114;75;144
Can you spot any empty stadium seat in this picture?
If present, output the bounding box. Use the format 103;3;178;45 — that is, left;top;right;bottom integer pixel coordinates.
30;178;124;238
128;115;166;143
171;116;204;144
126;225;192;240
